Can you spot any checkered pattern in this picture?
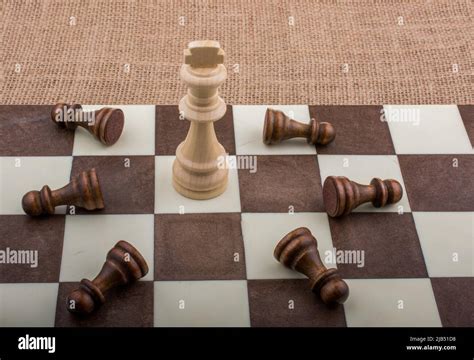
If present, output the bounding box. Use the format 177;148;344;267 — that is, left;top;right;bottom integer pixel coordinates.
0;104;472;327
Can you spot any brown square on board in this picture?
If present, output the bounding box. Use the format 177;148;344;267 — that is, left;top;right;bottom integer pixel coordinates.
431;278;473;327
328;213;427;279
247;280;346;327
71;156;154;214
0;215;64;282
55;281;153;327
155;105;236;155
154;213;246;280
238;155;324;212
309;105;394;155
458;105;474;147
0;105;74;156
398;155;474;211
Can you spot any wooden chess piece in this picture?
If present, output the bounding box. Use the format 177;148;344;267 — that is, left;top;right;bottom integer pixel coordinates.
172;40;229;200
67;241;148;315
51;103;124;145
323;176;403;217
22;168;104;216
274;227;349;305
263;108;335;145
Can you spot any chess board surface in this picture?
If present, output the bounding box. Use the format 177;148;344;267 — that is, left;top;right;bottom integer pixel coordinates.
0;104;472;327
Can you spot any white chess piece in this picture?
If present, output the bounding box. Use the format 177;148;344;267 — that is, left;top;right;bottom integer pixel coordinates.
172;40;229;200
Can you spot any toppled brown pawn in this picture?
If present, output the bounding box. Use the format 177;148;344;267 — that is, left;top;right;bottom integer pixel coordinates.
22;168;104;216
67;241;148;315
274;227;349;305
263;108;335;145
323;176;403;217
51;103;124;145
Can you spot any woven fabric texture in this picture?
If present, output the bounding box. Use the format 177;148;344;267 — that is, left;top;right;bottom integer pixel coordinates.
1;0;472;105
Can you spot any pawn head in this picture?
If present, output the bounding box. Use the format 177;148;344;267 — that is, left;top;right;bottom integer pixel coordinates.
370;178;403;208
317;122;336;145
314;268;350;305
22;185;54;216
21;191;42;216
67;288;96;315
67;279;105;315
384;179;403;204
309;119;335;145
319;275;350;305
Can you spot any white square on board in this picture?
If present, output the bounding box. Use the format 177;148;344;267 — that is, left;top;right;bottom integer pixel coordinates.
0;283;58;327
344;279;441;327
154;280;250;327
383;105;472;154
413;212;474;277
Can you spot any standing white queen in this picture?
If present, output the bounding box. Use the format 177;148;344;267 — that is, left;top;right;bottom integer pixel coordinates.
172;40;229;200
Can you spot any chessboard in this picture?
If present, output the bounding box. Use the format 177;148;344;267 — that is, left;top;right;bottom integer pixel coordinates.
0;104;472;327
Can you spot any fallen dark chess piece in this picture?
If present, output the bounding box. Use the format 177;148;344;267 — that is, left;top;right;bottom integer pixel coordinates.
274;227;349;306
22;168;104;216
67;241;148;315
263;108;335;145
323;176;403;217
51;103;124;145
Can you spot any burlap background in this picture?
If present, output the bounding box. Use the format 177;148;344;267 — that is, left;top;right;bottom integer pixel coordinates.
1;0;472;105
